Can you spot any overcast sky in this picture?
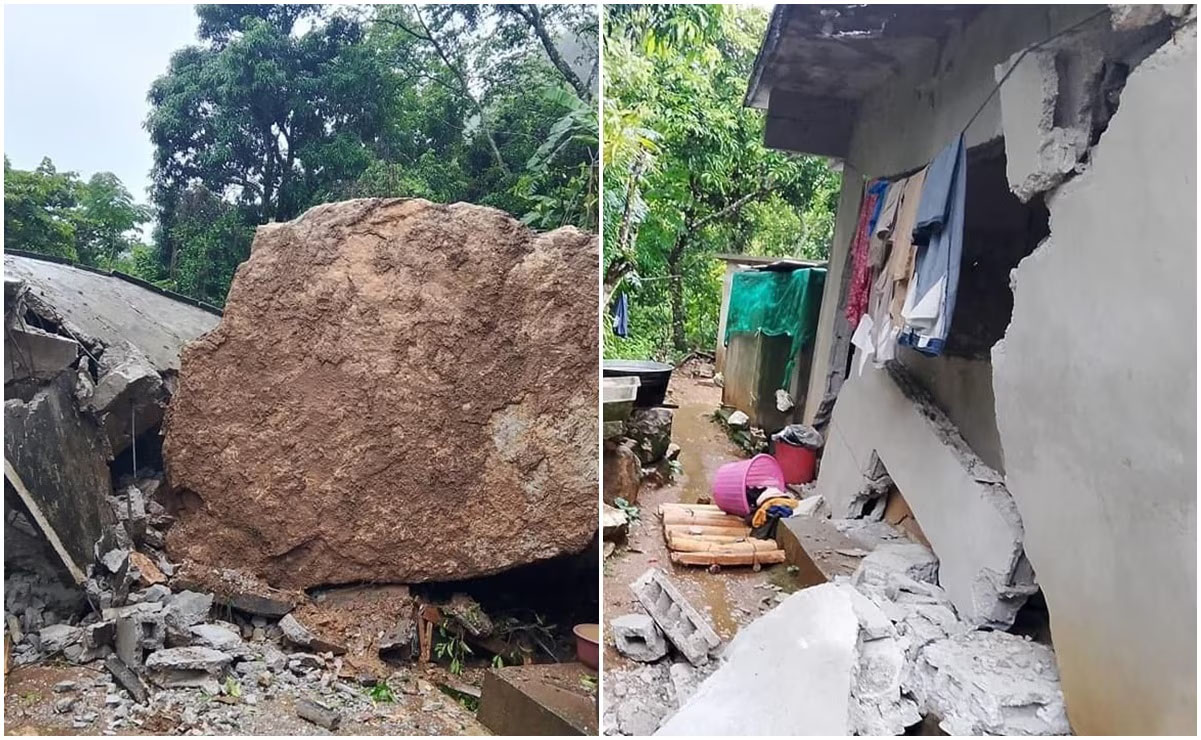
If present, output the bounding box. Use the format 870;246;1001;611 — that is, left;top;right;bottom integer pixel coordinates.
4;3;199;203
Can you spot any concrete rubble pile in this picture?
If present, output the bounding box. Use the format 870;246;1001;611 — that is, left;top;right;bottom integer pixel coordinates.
163;198;598;589
656;541;1071;736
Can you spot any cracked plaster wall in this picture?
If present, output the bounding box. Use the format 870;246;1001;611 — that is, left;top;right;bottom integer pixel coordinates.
992;19;1196;735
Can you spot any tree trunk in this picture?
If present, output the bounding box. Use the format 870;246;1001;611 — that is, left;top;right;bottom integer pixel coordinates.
668;239;687;352
513;5;591;102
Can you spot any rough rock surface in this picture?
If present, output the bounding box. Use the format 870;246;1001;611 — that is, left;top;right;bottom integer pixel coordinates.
164;199;597;588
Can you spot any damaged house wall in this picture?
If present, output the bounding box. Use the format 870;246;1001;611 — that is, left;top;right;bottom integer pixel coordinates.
748;4;1196;733
991;20;1197;735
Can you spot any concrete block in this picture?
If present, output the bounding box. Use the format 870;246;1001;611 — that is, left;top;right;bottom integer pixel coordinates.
630;569;720;666
656;583;858;736
906;630;1069;735
114;605;165;671
477;662;597;736
145;646;232;688
815;363;1035;627
610;613;668;662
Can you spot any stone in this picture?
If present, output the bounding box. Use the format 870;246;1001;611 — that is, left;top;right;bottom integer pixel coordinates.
630;569;720;666
105;655;149;704
102;549;129;575
189;623;245;653
610;613;668;662
145;646;232;684
84;621;117;650
289;653;322;670
278;614;316;648
444;593;493;638
625;407;674;465
39;624;83;655
295;697;342;730
727;409;749;427
836;583;921;735
53;680;79;693
855;543;939;587
601;504;629;541
235;660;268;677
5;372;114;582
667;662;701;708
657;583;858;736
3;325;80;384
164;590;213;638
137;584;172;604
906;630;1070;735
54;696;76;714
127;551;166;586
603;439;642;505
792;494;829;518
162;199;598;588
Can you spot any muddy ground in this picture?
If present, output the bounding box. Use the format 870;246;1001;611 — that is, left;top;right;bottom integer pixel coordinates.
602;372;805;672
4;661;489;736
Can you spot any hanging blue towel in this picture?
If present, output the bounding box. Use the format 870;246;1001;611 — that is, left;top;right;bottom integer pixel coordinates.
612;292;630;338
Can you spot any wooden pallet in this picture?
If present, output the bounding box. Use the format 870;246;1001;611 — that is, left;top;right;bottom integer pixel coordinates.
658;503;786;570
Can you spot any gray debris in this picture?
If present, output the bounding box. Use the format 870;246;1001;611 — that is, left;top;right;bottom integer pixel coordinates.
278;613;315;648
837;583;921;736
667;662;703;708
792;494;830;519
630;569;721;666
164;590;214;640
102;549;130;575
105;654;149;704
296;697;342;730
53;680;79;693
610;613;669;663
39;624;83;655
189;622;245;653
115;603;165;671
145;646;233;689
906;630;1070;735
604;662;676;736
53;696;76;714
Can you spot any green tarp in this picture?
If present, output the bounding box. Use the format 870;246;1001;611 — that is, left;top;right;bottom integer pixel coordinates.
723;267;826;387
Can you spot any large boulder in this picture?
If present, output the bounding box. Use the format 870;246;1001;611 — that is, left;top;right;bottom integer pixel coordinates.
163;199;597;589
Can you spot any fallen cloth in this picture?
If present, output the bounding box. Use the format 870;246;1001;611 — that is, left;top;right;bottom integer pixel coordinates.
750;496;799;539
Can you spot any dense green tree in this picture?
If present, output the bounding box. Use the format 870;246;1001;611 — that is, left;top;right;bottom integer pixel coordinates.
4;157;151;267
603;5;840;359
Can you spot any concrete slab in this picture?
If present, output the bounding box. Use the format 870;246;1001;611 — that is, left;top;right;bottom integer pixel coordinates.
4;253;220;374
816;362;1035;628
777;516;872;587
477;662;597;736
656;583;857;736
4;373;115;582
3;326;79;385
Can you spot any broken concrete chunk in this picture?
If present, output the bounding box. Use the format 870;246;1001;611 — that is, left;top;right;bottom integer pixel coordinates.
145;646;232;675
115;605;165;671
296;697;342;730
39;624;83;655
858;543;939;586
127;551;166;586
188;623;245;653
726;410;749;428
6;373;115;583
278;614;315;648
104;654;149;704
162;200;597;588
102;549;130;575
602;504;629;541
906;630;1070;735
835;583;921;736
84;621;116;650
630;569;720;666
4;325;80;385
610;613;669;663
657;583;858;736
89;341;168;456
792;494;829;519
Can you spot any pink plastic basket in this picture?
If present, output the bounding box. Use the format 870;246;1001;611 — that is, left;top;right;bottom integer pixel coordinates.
711;454;787;517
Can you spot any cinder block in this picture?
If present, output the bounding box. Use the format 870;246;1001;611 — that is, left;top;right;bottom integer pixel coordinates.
630;569;720;665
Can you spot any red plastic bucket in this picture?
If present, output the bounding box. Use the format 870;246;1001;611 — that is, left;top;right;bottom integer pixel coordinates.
711;454;787;517
773;440;816;485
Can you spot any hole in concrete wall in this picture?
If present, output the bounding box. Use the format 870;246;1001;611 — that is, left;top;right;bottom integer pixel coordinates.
942;140;1050;359
109;423;165;489
1008;588;1053;646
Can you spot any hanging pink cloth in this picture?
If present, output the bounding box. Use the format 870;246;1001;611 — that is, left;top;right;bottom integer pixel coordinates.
844;181;885;328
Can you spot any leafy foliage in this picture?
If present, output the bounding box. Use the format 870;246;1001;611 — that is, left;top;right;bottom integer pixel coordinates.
4;157;150;267
603;5;840;360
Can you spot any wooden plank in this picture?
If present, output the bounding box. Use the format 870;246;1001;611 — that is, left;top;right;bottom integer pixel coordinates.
670;550;787;567
660;510;746;526
667;534;779;554
4;459;86;584
664;523;751;537
658;503;723;513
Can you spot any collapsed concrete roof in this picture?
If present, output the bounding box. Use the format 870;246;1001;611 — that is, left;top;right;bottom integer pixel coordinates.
744;5;985;157
4;252;222;375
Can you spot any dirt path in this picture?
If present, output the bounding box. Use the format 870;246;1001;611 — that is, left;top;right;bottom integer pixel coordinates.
602;372;790;672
